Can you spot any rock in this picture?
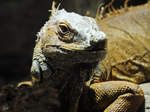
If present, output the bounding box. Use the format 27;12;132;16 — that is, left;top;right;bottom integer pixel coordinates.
140;83;150;112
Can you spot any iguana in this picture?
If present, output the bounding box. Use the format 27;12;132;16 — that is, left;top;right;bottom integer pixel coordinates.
18;1;150;112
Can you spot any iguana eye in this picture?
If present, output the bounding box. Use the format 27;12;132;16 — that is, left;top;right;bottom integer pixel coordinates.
59;24;70;34
57;22;74;43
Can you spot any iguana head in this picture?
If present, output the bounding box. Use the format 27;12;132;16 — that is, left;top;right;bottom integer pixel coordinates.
37;7;106;67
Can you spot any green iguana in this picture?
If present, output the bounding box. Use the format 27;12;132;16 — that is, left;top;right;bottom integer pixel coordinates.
18;1;150;112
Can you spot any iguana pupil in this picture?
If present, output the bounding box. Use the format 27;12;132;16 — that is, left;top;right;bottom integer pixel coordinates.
59;24;69;34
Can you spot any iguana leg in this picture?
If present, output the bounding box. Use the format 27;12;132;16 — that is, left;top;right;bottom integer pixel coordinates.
17;37;52;87
89;81;144;112
17;60;42;87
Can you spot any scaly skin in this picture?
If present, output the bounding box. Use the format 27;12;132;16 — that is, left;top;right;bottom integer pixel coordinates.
93;2;150;111
79;81;144;112
18;1;150;112
96;1;150;83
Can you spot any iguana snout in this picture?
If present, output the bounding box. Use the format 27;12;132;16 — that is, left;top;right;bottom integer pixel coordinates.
88;39;106;51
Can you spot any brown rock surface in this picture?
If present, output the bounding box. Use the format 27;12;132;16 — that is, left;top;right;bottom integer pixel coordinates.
140;83;150;112
0;82;61;112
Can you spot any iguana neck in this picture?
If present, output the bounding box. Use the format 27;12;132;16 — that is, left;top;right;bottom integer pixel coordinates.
56;62;97;112
49;62;97;89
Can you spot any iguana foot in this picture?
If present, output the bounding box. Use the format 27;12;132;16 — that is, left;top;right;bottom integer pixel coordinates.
17;81;33;87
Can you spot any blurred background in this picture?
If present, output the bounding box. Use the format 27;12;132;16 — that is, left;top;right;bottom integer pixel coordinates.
0;0;148;86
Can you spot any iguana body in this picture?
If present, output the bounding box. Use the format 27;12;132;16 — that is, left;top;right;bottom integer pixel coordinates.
96;2;150;83
18;1;150;112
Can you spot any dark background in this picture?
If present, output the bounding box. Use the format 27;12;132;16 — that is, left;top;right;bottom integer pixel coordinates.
0;0;148;86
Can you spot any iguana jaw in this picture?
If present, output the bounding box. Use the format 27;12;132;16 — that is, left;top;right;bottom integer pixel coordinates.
42;41;106;65
43;41;106;52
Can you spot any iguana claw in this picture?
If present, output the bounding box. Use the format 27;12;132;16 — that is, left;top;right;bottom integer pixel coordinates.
17;81;33;87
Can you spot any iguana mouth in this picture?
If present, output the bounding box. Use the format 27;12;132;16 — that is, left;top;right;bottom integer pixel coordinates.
46;44;106;52
86;44;106;52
